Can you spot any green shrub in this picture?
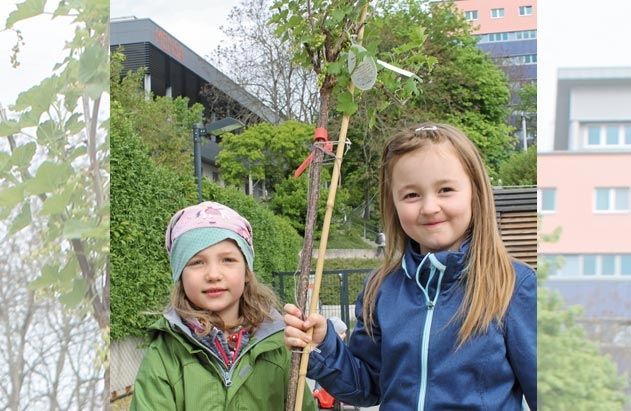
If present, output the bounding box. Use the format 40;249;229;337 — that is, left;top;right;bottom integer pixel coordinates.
497;145;536;186
111;102;301;340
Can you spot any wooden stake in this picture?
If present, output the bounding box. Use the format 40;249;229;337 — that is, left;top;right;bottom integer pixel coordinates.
292;6;369;410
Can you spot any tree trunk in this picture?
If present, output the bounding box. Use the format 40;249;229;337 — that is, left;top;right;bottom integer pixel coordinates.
286;83;332;411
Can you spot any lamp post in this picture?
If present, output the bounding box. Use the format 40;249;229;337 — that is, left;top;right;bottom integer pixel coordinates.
520;111;528;151
192;117;245;203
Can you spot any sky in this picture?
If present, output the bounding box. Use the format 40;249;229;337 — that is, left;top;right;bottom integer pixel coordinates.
110;0;235;62
0;8;74;116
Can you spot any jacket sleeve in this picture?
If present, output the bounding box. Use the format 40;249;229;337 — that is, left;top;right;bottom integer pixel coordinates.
130;345;177;411
306;289;382;407
505;265;537;410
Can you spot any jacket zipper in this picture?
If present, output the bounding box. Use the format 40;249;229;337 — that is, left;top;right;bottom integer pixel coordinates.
418;302;435;411
416;259;446;411
176;325;271;387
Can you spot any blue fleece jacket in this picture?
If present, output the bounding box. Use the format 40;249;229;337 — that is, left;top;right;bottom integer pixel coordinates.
307;240;537;410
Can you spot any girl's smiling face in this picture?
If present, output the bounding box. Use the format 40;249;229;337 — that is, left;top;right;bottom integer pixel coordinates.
391;142;473;254
181;239;246;325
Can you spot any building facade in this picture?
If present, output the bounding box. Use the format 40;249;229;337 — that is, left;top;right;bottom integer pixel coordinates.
454;0;536;86
539;67;631;391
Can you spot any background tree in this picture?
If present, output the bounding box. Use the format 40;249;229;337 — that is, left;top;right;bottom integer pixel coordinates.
337;0;515;223
497;145;536;186
216;120;313;189
538;258;628;409
0;229;103;410
516;81;537;143
0;0;109;408
111;52;204;171
209;0;319;123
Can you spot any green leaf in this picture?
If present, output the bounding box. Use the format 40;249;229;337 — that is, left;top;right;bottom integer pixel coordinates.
59;257;79;286
24;161;73;195
40;188;72;215
0;152;11;173
9;202;31;234
67;144;87;161
36;119;64;144
13;76;61;119
53;0;72;17
327;61;342;75
64;113;85;135
10;142;36;167
18;109;40;129
335;91;358;116
0;120;21;137
79;44;107;83
28;263;60;291
59;277;87;308
5;0;46;28
0;185;24;209
62;219;105;239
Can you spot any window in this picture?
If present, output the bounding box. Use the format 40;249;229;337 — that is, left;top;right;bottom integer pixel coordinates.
606;126;619;145
622;255;631;275
464;10;478;20
602;255;616;275
489;32;509;42
516;30;536;40
584;123;631;147
491;8;505;18
478;30;537;44
583;255;597;275
594;187;630;212
519;5;533;16
546;254;631;277
539;188;556;212
588;126;601;145
523;54;537;64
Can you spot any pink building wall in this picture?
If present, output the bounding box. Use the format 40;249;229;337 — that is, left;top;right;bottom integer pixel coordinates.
454;0;536;34
539;153;631;254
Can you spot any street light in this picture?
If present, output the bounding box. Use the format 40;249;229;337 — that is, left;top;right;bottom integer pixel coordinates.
193;117;245;203
520;111;529;151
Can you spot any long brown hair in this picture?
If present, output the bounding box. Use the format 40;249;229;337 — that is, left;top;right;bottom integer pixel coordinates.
170;266;279;336
363;122;515;346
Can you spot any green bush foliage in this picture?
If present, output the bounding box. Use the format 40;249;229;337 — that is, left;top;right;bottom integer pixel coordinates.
111;102;302;340
498;145;537;186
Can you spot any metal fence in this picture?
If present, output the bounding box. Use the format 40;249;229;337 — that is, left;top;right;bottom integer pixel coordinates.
272;269;372;337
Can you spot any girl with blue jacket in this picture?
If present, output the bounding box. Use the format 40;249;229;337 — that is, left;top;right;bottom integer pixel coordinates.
284;123;536;410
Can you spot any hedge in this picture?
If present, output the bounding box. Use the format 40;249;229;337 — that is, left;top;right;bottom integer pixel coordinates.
110;102;302;340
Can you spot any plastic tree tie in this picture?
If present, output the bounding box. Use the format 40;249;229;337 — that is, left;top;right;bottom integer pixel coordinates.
293;128;332;178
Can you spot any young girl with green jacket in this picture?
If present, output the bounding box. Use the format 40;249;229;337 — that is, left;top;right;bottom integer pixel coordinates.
131;201;315;410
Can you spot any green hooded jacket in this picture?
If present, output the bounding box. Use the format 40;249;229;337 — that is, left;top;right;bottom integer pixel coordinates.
130;309;316;411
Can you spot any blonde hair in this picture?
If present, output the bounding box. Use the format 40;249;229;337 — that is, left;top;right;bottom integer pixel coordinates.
170;266;279;336
363;122;515;346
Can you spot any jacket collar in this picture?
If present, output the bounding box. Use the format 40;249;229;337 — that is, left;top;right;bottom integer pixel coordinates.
156;307;285;342
402;237;470;289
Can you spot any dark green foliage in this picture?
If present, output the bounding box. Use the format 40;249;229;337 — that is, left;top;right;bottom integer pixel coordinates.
110;102;302;340
110;101;196;340
497;145;536;186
